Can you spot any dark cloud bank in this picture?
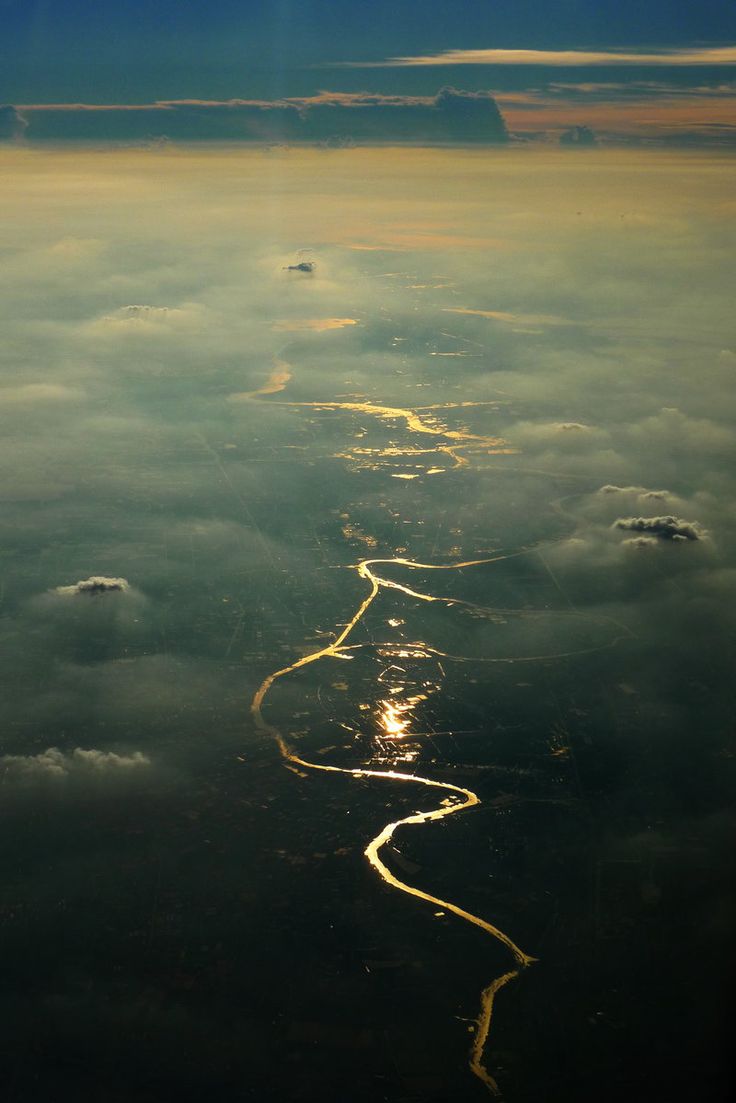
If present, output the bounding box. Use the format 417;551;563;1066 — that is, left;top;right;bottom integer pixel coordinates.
613;515;706;542
3;90;509;144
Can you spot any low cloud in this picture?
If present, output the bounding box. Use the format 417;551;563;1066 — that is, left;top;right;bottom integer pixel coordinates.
601;484;667;496
106;305;178;322
599;485;672;503
86;304;206;335
627;407;734;454
509;419;607;451
623;535;661;549
0;746;150;780
612;515;706;541
54;576;130;596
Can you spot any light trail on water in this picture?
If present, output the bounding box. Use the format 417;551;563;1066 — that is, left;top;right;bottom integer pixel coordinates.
242;366;629;1094
251;552;537;1096
240;366;626;1089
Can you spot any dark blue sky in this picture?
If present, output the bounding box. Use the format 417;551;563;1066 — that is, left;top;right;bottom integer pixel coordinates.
3;0;736;102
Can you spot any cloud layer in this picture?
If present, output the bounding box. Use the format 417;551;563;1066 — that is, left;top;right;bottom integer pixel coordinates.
13;90;508;144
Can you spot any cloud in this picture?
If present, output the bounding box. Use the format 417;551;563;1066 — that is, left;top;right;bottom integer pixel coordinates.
106;305;178;322
0;383;84;405
493;83;736;145
443;307;576;328
524;80;736;103
54;576;130;596
0;746;150;780
520;419;600;441
625;409;735;462
16;100;303;143
0;104;27;141
87;304;206;333
612;515;706;541
338;46;736;68
509;420;608;451
600;485;667;496
560;125;598;146
15;90;509;144
273;317;358;332
622;535;661;549
599;485;673;504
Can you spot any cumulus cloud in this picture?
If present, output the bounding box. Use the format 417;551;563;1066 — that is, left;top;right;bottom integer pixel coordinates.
601;484;663;496
54;576;130;596
584;488;721;535
612;515;706;541
509;420;607;453
559;125;598;147
599;485;672;503
87;304;205;333
108;305;177;321
627;407;734;454
0;746;150;780
622;535;661;549
524;420;599;438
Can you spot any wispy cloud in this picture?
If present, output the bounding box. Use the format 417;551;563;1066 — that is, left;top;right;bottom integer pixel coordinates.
493;85;736;140
443;307;576;328
272;318;359;332
336;46;736;68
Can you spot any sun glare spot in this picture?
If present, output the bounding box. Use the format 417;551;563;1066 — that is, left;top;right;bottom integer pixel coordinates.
378;699;413;739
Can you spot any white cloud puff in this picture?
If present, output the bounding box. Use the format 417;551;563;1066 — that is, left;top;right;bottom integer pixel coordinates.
54;576;130;596
0;746;150;780
599;485;671;500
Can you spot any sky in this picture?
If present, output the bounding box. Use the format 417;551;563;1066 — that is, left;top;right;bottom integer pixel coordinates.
2;0;736;144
